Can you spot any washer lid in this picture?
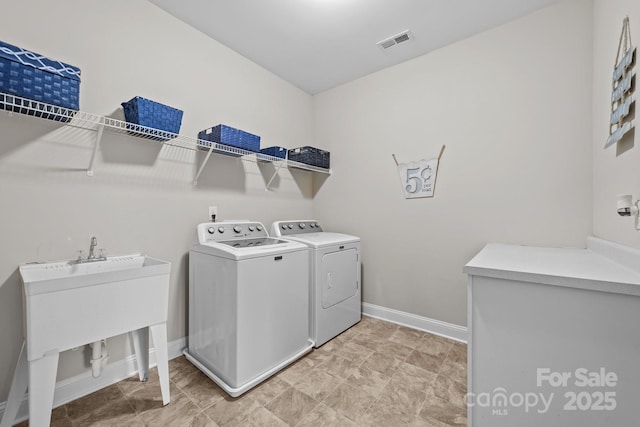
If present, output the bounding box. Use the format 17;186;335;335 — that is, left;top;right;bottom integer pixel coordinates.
281;232;360;249
191;238;307;260
217;237;289;248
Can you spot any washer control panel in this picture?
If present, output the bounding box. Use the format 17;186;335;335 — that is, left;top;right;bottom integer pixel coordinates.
272;220;323;236
197;221;267;243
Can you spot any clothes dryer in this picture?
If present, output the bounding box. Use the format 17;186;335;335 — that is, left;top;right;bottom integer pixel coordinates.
185;221;312;397
271;220;361;347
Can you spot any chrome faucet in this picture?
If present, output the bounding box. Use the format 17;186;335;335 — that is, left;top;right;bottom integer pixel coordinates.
75;236;107;263
89;236;98;260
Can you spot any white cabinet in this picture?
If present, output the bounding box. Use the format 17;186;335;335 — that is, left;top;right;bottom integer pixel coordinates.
464;237;640;427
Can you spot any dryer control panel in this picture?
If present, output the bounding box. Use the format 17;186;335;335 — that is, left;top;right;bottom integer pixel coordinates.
197;221;267;244
271;220;323;236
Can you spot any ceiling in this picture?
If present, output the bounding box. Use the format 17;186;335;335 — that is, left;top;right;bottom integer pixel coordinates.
149;0;560;94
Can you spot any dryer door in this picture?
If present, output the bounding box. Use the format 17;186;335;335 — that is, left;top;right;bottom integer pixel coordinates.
321;248;358;308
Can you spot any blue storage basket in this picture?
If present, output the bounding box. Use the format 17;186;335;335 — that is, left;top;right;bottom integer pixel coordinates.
288;146;330;169
0;40;81;120
121;96;183;137
197;124;261;154
260;146;287;159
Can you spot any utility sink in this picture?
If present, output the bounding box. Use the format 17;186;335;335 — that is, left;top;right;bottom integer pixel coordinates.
1;254;171;427
20;254;170;296
19;254;171;360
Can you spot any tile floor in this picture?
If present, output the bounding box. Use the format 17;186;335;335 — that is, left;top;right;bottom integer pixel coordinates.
16;316;467;426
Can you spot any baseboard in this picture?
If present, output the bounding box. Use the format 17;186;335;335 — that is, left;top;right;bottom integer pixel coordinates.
0;337;186;424
362;302;468;343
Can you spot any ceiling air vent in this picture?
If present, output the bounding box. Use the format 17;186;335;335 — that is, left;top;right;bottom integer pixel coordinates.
377;30;414;50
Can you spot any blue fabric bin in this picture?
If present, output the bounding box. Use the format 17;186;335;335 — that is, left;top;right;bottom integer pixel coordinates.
121;96;183;136
197;124;261;154
260;146;287;159
288;146;330;169
0;40;81;120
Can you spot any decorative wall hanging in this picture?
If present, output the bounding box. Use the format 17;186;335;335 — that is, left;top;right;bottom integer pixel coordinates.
605;17;636;148
393;145;445;199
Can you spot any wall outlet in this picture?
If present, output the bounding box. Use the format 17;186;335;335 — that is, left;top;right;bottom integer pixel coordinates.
209;206;218;221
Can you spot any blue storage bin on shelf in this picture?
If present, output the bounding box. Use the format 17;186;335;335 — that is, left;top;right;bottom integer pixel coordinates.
0;40;81;121
288;146;330;169
197;124;261;156
260;146;287;159
121;96;183;139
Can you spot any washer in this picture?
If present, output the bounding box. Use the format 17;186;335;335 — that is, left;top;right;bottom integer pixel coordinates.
185;221;312;397
271;220;361;347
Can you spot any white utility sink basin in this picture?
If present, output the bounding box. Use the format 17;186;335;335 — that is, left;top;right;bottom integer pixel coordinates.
19;254;170;360
20;253;169;292
1;254;171;427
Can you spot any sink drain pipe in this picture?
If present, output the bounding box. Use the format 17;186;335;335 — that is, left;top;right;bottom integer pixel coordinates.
90;340;109;378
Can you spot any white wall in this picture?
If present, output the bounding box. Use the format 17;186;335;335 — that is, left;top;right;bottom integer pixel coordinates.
592;0;640;247
0;0;315;401
313;0;593;327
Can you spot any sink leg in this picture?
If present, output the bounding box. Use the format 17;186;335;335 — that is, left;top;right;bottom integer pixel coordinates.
28;350;59;427
130;328;149;382
150;324;170;406
0;341;28;427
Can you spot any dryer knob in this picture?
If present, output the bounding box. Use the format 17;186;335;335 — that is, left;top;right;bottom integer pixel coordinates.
299;223;306;229
233;225;242;233
256;225;263;231
218;226;225;233
287;224;293;229
281;224;287;230
248;225;255;232
207;227;215;234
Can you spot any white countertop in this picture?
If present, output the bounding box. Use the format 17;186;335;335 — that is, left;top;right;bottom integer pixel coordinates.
464;236;640;296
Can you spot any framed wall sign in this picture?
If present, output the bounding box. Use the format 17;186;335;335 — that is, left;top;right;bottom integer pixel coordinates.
393;145;445;199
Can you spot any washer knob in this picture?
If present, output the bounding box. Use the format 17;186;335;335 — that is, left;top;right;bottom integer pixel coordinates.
256;225;263;231
248;225;255;232
233;225;242;233
299;223;306;229
287;224;293;229
218;226;225;233
281;224;287;230
207;227;215;234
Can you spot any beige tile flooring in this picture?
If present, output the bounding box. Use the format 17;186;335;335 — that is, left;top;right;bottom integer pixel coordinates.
17;316;467;426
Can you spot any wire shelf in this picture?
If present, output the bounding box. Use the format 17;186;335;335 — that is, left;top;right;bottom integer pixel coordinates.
0;94;332;183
